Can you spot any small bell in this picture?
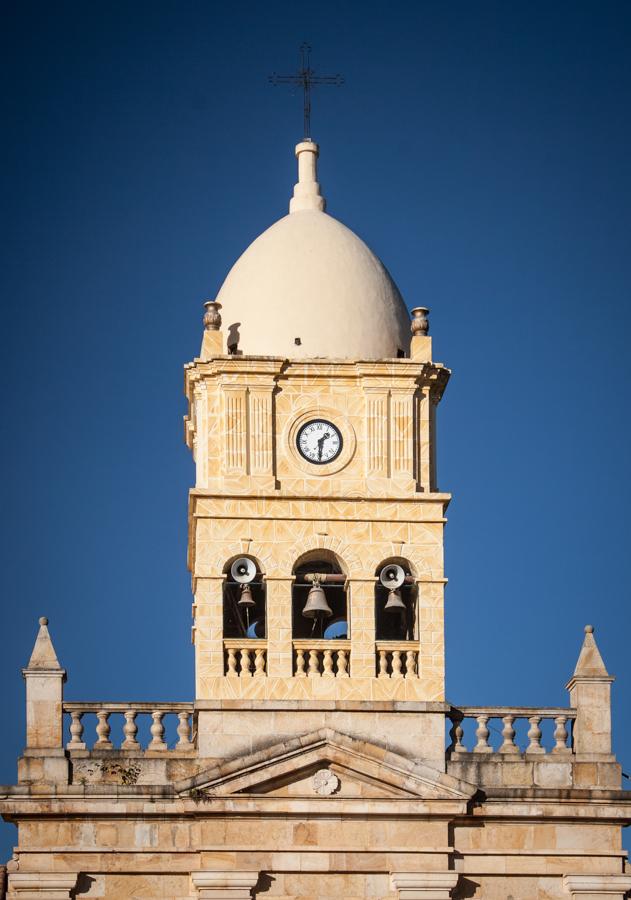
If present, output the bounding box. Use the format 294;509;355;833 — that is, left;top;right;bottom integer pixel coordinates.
384;588;406;612
238;584;255;607
302;580;333;619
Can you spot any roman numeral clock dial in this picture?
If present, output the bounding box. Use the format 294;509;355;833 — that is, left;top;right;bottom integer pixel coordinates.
296;419;343;465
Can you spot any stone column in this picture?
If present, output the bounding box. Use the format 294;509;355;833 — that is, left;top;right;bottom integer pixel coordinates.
562;874;631;899
390;872;459;899
19;618;68;784
7;873;77;899
191;871;259;898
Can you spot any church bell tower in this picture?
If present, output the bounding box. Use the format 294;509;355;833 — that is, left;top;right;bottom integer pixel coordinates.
184;139;451;766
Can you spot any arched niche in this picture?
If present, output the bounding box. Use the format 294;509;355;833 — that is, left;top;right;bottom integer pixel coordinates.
291;549;348;640
374;558;418;641
222;555;266;639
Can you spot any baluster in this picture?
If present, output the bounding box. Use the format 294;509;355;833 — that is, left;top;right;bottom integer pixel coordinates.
474;715;492;753
254;648;266;678
377;649;388;678
405;650;417;678
148;710;167;750
240;648;252;678
391;650;403;679
226;648;238;676
337;648;349;678
308;649;320;677
67;711;85;750
295;648;306;677
322;649;334;678
552;715;570;754
176;711;193;749
526;715;544;753
95;711;113;749
448;713;466;754
121;710;140;750
499;715;519;754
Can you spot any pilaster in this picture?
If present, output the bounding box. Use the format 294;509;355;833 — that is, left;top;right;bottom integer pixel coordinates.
562;874;631;899
191;871;259;899
7;873;77;899
265;576;293;678
348;578;377;677
390;871;459;899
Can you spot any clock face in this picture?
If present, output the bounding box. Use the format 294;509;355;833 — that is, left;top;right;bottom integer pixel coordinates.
296;419;343;465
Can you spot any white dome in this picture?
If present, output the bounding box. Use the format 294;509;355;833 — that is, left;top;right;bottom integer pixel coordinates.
215;142;411;360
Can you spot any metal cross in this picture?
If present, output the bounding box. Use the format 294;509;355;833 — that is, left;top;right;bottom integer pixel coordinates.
269;43;344;140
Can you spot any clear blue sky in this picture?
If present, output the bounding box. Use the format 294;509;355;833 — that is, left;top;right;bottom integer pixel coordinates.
1;0;630;860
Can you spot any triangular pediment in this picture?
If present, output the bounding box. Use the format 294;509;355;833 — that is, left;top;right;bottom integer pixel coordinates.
176;729;476;801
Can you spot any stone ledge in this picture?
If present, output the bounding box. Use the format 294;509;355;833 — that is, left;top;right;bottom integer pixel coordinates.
195;699;449;712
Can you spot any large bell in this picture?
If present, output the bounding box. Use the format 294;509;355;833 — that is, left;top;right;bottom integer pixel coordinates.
302;581;333;619
384;588;406;612
238;584;255;607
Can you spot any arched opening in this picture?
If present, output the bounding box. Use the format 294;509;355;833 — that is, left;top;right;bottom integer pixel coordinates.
292;551;348;640
222;556;266;639
374;558;417;641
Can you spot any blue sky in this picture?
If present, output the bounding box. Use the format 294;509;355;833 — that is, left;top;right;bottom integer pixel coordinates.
1;0;631;859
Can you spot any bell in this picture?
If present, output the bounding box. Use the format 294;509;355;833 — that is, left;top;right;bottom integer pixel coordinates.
384;588;406;612
238;584;255;607
302;581;333;619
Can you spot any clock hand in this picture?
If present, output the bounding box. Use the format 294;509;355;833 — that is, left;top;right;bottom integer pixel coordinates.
317;432;330;460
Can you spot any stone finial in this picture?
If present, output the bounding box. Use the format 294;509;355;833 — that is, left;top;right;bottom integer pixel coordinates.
410;307;432;362
572;623;609;678
566;623;615;761
289;140;326;213
26;616;61;671
21;617;67;760
410;307;429;336
201;301;224;360
203;300;222;331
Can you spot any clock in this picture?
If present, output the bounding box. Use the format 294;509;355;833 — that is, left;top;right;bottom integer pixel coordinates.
296;419;343;465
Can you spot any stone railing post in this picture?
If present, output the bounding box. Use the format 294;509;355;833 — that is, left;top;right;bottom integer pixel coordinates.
19;617;68;785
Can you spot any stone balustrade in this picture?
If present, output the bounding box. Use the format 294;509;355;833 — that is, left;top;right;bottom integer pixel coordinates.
223;639;267;677
447;706;576;755
63;703;195;752
292;640;350;677
376;642;419;679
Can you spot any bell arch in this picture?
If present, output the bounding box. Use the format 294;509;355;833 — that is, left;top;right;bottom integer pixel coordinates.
277;536;361;577
221;554;267;640
374;557;418;642
291;549;348;640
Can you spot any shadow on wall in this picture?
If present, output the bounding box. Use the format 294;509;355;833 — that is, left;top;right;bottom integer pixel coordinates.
452;878;480;899
254;873;275;893
75;874;96;895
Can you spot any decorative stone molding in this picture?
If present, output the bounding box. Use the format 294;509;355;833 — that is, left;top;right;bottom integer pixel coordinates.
312;767;339;794
563;874;631;898
191;871;259;898
7;872;77;899
390;872;459;899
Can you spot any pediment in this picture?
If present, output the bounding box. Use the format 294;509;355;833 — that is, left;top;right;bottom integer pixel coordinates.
176;728;476;801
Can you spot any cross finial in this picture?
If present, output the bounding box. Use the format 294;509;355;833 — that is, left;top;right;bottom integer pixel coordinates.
269;44;344;139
